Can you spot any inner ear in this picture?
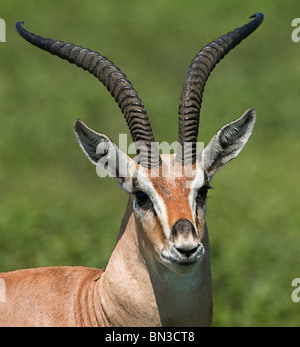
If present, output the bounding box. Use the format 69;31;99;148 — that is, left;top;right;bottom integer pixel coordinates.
74;119;137;191
74;120;111;164
218;109;255;148
201;107;256;180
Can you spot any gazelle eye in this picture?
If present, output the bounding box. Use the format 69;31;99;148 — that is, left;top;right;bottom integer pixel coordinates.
196;185;212;205
135;191;152;209
197;187;208;198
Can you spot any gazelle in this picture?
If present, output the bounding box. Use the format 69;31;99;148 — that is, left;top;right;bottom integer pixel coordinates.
0;13;263;327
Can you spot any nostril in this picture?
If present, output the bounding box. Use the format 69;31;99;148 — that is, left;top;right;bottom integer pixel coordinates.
175;246;199;258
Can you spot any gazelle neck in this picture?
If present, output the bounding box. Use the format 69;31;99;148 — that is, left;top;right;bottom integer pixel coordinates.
96;198;213;327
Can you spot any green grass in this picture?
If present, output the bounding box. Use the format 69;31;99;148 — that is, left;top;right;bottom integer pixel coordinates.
0;0;299;326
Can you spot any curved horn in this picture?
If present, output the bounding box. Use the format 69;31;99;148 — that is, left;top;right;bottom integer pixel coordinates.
15;21;161;168
176;13;264;164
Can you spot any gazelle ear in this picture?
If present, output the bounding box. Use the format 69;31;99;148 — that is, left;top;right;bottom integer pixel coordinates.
201;108;256;180
74;120;135;190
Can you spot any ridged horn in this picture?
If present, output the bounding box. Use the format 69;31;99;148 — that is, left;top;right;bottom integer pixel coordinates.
15;21;161;169
176;12;264;164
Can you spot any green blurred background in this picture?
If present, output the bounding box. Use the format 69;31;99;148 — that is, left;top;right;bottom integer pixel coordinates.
0;0;299;326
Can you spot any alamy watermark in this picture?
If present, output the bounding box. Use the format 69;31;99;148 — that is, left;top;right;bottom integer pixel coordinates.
93;134;205;181
0;278;6;302
291;18;300;42
0;18;6;42
291;278;300;303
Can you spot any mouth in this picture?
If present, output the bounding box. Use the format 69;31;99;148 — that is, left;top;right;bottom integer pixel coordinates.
160;243;205;268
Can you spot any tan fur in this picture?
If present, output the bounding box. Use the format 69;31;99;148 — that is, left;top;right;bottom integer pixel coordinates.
0;157;212;327
152;176;194;229
0;200;212;327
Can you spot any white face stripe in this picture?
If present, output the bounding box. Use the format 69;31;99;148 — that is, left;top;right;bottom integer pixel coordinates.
134;167;171;239
188;163;205;224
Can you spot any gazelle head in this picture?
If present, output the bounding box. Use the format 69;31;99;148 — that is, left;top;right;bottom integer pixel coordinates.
16;13;263;275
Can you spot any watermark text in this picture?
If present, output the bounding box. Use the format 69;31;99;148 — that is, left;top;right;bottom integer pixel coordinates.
94;134;205;182
0;18;6;42
291;278;300;303
291;18;300;43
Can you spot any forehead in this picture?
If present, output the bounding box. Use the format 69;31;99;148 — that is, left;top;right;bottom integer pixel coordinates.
136;154;207;194
152;167;205;196
151;177;191;202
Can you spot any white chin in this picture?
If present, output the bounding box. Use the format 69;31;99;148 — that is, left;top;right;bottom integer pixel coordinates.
160;254;203;276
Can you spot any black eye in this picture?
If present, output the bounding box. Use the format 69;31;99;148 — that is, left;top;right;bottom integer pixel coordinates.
197;187;208;197
135;191;152;209
196;185;212;205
